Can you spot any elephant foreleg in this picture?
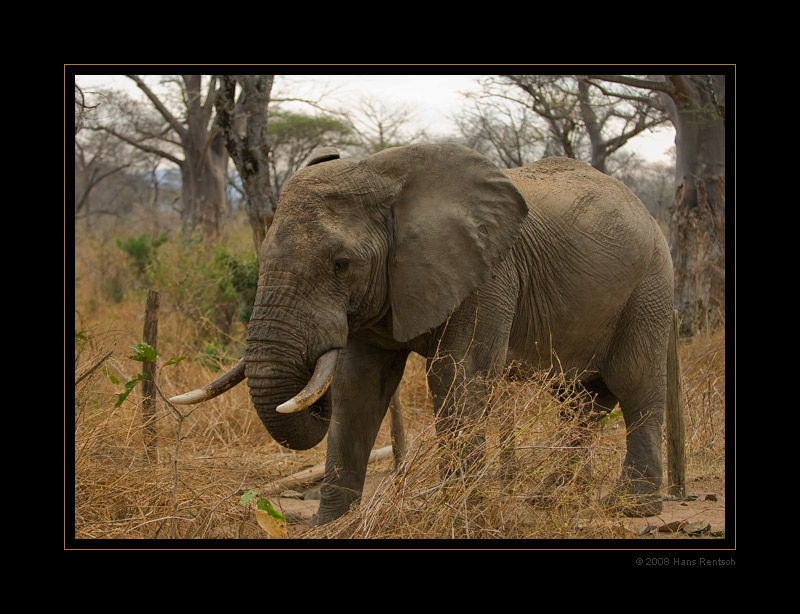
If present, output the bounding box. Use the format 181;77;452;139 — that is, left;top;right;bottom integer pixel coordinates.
313;341;409;525
425;284;516;477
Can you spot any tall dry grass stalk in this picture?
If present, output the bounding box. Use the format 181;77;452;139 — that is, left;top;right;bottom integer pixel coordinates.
679;326;726;475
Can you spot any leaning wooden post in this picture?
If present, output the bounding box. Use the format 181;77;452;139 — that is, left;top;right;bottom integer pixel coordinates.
389;389;407;470
666;309;686;498
142;289;161;454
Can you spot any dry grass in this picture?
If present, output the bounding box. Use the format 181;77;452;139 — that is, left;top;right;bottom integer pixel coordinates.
680;326;726;474
74;349;328;539
303;358;634;540
73;284;327;540
72;233;726;543
72;326;725;542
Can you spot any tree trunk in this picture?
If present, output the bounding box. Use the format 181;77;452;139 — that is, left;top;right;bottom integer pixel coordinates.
215;75;277;251
578;80;608;173
180;76;230;240
661;75;726;331
179;130;229;239
115;75;230;241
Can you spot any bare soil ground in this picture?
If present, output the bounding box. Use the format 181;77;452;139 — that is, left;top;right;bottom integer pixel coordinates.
273;474;725;540
269;452;726;541
619;479;725;539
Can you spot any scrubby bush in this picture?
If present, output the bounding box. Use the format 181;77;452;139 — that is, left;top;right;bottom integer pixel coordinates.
117;233;169;282
132;231;259;362
216;249;259;324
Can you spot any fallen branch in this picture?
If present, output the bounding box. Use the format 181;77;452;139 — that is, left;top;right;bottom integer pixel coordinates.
261;445;394;495
75;350;113;386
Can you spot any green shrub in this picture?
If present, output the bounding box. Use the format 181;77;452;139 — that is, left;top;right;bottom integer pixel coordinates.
144;232;258;355
117;233;169;281
105;271;125;304
217;249;259;323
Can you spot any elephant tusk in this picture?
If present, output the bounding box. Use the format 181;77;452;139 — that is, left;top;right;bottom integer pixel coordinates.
169;359;246;405
276;349;339;414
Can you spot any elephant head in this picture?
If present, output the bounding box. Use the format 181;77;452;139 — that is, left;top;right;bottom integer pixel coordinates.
172;143;528;452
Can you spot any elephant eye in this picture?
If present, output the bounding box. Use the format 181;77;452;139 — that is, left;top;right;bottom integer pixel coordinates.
334;258;350;274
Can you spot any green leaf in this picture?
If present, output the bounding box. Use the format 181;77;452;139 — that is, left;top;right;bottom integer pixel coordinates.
103;366;120;385
164;355;187;366
114;373;147;407
240;489;258;506
240;491;286;522
256;498;286;522
129;342;158;363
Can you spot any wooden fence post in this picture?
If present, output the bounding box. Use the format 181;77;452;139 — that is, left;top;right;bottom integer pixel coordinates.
389;389;407;470
666;309;686;498
142;289;161;454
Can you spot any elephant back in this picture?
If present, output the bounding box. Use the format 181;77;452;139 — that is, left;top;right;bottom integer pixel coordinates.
505;157;656;244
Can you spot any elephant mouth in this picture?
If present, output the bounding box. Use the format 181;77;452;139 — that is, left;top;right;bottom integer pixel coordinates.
275;349;339;413
244;348;341;450
168;293;342;451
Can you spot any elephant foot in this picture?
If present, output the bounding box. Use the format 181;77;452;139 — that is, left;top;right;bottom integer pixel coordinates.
310;482;362;526
601;481;663;517
308;506;350;527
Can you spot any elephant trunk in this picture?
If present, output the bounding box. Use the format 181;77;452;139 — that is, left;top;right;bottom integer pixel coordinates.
245;286;346;450
169;262;345;453
245;354;335;450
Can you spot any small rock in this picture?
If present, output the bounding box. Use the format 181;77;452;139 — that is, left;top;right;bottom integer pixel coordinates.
658;520;684;533
704;494;718;502
681;521;711;536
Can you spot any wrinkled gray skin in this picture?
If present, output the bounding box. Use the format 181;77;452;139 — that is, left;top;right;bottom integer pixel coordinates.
245;143;673;525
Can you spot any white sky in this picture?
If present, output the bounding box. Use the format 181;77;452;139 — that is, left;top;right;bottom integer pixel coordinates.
277;74;482;136
76;73;675;161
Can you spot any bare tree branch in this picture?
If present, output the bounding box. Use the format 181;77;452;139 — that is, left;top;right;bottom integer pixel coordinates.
584;74;676;95
92;124;183;166
126;75;187;138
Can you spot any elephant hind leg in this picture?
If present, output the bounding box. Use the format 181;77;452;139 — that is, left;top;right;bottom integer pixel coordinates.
598;363;668;516
556;375;619;430
600;271;672;517
601;391;665;517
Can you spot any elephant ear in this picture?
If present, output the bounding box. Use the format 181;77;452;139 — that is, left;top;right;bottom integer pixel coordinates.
371;144;528;342
306;147;340;166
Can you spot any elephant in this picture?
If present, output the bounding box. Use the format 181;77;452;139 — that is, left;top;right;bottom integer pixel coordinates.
171;143;674;526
